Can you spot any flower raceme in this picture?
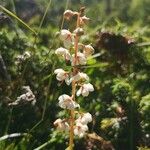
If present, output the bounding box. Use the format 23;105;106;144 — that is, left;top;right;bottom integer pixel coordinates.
54;8;95;143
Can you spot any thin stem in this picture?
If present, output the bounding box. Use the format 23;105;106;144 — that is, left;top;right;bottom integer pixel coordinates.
69;12;80;150
60;0;70;30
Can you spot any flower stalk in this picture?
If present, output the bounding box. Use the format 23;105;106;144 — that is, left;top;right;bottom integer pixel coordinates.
54;7;94;150
69;12;80;150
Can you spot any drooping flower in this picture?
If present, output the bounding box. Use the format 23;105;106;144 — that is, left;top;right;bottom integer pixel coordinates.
72;52;86;66
70;72;89;83
76;83;94;97
80;16;90;25
54;118;69;131
54;69;70;85
64;10;75;20
76;112;92;125
73;27;84;36
58;94;80;110
55;47;71;60
59;29;73;48
83;45;94;57
74;122;88;137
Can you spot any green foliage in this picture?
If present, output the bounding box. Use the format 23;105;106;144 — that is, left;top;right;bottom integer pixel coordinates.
112;79;132;102
0;0;150;150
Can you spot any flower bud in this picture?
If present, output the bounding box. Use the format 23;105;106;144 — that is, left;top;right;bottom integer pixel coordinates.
64;10;74;20
80;16;90;25
54;118;69;131
73;27;84;36
83;44;94;57
59;29;72;41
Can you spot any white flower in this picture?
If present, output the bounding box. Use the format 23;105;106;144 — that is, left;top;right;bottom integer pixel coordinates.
80;16;90;25
76;83;94;97
83;45;94;57
58;94;80;110
70;72;89;83
24;51;31;58
59;29;73;48
54;69;70;85
54;118;69;131
74;122;88;137
76;113;92;125
64;10;74;20
55;47;71;60
72;52;86;66
73;27;84;36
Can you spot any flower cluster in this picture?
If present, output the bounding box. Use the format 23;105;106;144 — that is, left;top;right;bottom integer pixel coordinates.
8;86;36;106
15;51;31;65
54;8;94;142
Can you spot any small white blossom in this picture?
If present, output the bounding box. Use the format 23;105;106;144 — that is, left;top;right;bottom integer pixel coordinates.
73;27;84;36
8;86;36;106
58;94;80;110
54;69;70;85
70;72;89;83
72;52;86;66
54;118;69;131
15;51;31;64
76;83;94;97
55;47;71;60
79;16;90;26
64;10;74;20
83;45;94;57
59;29;73;48
74;122;88;137
76;113;92;125
24;51;31;58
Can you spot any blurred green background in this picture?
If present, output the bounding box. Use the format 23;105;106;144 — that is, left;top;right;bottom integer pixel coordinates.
0;0;150;150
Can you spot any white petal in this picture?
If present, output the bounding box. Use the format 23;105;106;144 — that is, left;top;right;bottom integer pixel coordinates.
65;77;70;85
59;29;71;41
76;88;82;96
82;89;89;97
58;94;70;101
85;83;94;92
54;68;64;74
63;39;72;49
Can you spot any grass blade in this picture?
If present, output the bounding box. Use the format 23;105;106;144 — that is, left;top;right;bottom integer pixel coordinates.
0;5;37;35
